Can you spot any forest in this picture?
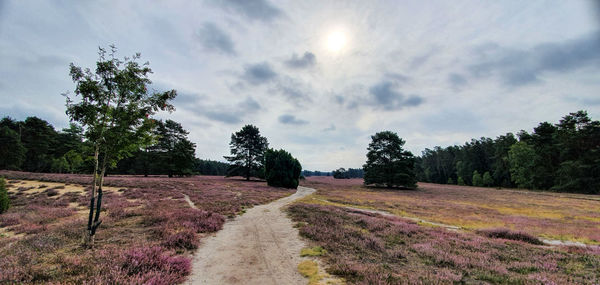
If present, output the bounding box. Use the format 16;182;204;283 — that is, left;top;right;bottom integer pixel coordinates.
0;116;228;176
415;110;600;194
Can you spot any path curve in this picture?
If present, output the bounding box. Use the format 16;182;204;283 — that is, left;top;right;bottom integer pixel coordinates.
187;186;316;285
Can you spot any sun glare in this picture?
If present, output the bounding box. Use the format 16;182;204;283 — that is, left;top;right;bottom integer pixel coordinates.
326;30;347;52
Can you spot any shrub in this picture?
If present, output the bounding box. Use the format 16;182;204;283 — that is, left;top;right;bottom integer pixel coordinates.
264;149;302;189
0;178;9;214
121;246;191;282
478;228;543;245
162;230;199;250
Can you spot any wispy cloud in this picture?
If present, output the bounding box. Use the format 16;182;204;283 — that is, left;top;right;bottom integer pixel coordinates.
468;32;600;87
214;0;283;22
241;62;277;85
196;22;236;55
278;114;308;125
284;52;316;69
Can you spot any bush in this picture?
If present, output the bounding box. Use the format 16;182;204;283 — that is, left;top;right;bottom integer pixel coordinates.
478;228;543;245
264;149;302;189
0;178;9;214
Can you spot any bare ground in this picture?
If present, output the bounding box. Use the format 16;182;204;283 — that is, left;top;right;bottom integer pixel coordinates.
187;186;316;285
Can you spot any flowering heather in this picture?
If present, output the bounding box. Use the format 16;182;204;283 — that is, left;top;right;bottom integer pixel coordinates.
288;203;600;284
302;177;600;244
0;171;292;283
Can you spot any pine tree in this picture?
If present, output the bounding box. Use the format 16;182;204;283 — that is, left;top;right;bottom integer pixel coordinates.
224;125;269;180
363;131;416;188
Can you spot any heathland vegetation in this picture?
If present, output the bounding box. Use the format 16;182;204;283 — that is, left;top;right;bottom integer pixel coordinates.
292;177;600;284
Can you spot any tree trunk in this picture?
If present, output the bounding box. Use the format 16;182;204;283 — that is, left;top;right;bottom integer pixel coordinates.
85;146;100;247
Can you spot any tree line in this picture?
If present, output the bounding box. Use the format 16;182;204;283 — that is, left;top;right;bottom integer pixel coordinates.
0;116;229;176
332;168;364;179
415;110;599;194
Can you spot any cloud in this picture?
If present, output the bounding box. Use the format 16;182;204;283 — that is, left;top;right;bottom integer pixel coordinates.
173;93;261;124
368;81;424;110
196;22;236;55
469;32;600;87
384;72;410;83
215;0;282;22
284;52;316;69
278;114;308;125
322;124;336;132
409;46;439;69
448;73;467;89
242;62;277;85
421;109;485;133
272;76;313;105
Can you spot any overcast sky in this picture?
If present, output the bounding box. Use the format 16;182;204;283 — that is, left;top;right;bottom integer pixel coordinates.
1;0;599;170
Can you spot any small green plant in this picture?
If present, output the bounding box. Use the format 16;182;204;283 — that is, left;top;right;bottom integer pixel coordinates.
0;177;10;214
300;246;327;257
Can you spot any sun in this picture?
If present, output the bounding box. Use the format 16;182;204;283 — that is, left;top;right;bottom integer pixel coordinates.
326;30;347;52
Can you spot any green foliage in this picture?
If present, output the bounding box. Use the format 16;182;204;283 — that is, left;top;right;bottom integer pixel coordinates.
264;149;302;189
0;117;85;173
66;45;176;244
151;120;196;177
416;110;599;194
363;131;416;188
66;46;176;169
0;126;26;170
472;170;483;187
508;142;536;189
551;111;600;194
332;168;363;179
64;150;84;173
50;156;69;173
447;177;454;185
224;125;269;180
20;117;58;172
194;159;229;175
482;171;493;187
0;177;9;214
457;176;465;186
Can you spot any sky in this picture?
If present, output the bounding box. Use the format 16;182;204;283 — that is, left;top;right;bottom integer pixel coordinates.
1;0;599;171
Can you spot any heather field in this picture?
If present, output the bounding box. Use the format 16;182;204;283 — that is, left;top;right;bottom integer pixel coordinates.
300;177;600;244
289;177;600;284
0;171;292;283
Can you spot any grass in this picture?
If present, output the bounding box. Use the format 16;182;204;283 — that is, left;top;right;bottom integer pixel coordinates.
298;260;324;285
0;171;293;284
289;177;600;284
301;246;327;257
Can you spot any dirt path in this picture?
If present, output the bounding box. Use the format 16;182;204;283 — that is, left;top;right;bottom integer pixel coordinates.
182;194;197;209
187;186;316;285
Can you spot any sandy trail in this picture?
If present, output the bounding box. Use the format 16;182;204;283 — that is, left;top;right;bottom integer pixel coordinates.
187;186;316;285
